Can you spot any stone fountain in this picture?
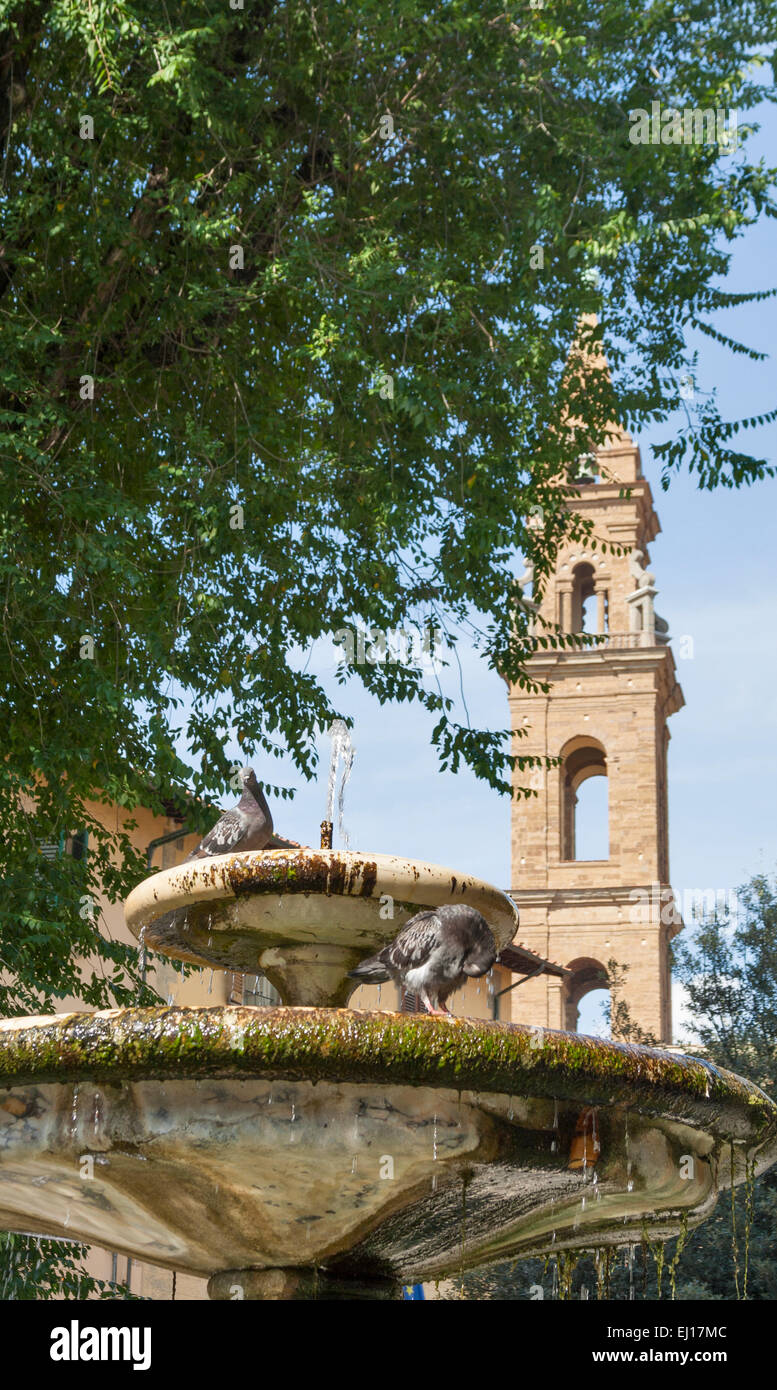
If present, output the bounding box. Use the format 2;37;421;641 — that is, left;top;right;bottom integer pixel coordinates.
1;844;776;1299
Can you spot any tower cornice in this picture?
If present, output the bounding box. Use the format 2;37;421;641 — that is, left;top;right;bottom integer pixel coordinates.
568;476;661;546
511;644;685;718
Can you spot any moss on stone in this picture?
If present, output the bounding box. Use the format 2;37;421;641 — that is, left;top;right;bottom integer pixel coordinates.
0;1007;774;1150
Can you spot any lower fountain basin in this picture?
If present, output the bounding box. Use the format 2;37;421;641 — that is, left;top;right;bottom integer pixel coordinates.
1;1008;775;1294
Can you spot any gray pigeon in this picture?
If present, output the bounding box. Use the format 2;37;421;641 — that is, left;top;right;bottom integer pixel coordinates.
348;904;497;1015
185;767;299;860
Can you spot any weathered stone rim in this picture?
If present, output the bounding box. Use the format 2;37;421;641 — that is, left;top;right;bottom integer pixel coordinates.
0;1006;774;1151
123;848;521;952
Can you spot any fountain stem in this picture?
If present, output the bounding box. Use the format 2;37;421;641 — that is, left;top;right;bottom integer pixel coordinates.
258;942;364;1007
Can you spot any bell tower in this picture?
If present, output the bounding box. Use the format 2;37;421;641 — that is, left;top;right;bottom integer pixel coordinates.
508;429;685;1042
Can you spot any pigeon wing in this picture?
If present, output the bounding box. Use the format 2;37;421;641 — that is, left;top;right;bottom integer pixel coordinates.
381;910;443;973
186;808;247;860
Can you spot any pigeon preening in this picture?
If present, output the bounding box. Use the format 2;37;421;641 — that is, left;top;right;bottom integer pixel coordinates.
348;903;497;1015
185;768;299;861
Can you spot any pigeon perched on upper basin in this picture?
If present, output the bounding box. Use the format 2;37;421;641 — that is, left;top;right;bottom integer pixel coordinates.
347;903;497;1015
185;767;299;860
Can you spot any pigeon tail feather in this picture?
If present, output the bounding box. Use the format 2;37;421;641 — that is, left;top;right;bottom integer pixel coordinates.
347;955;392;983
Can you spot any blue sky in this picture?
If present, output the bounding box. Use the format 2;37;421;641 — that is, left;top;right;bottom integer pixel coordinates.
215;99;777;1041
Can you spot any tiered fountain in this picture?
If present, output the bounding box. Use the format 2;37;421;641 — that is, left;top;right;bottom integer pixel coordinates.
0;786;775;1297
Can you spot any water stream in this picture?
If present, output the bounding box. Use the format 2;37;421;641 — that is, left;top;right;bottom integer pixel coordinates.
326;719;355;850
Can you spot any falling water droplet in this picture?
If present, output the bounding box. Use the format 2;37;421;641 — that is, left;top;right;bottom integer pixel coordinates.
71;1084;79;1142
351;1155;358;1174
433;1114;438;1161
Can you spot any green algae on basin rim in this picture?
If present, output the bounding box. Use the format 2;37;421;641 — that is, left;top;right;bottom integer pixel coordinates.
0;1007;774;1142
1;1008;776;1287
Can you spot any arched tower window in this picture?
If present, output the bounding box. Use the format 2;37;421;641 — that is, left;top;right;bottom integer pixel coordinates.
560;737;609;861
570;561;608;634
564;957;610;1033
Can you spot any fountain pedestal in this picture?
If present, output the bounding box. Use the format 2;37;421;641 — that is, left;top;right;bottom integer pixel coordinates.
257;943;365;1007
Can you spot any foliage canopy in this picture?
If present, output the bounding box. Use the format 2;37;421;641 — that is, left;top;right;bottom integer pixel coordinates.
0;0;775;1013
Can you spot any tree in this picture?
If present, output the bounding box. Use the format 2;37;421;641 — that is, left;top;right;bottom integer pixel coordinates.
2;0;776;1012
673;873;777;1096
604;958;659;1046
0;1232;134;1300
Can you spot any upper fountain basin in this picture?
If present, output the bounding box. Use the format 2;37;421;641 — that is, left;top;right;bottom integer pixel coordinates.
123;848;520;1005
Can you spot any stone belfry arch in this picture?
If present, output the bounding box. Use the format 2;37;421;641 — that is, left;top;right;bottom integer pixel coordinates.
509;429;685;1042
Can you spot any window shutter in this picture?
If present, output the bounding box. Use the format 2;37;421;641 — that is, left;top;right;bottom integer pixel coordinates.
67;830;88;861
400;990;426;1013
37;830;87;861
